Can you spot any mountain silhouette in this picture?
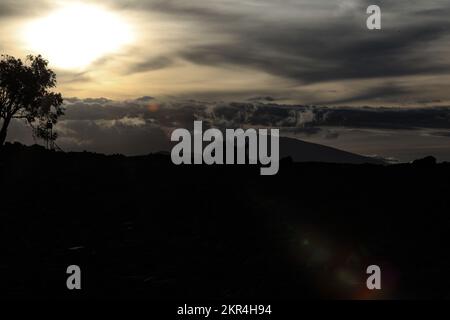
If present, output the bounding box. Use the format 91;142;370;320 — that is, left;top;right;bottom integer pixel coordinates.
168;135;384;165
279;137;384;164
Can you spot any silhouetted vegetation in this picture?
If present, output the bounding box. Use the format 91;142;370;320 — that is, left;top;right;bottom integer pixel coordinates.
0;143;449;299
0;55;63;148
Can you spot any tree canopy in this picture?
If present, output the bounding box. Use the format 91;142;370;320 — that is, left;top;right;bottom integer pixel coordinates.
0;54;64;147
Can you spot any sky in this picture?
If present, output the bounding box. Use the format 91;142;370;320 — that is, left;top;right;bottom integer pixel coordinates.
1;0;450;161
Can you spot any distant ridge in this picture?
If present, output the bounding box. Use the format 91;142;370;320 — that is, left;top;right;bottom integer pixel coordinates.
1;138;384;165
279;136;385;165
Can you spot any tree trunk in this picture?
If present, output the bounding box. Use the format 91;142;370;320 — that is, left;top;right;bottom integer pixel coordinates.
0;117;11;148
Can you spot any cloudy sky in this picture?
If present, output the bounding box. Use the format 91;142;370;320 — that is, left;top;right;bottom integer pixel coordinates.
2;0;450;160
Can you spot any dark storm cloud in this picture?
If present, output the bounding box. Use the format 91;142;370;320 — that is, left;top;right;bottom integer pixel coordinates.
135;96;155;102
60;97;450;131
57;119;171;155
312;106;450;130
247;96;277;102
108;0;450;87
318;84;411;105
0;1;17;17
7;96;450;155
178;16;450;85
2;0;450;104
62;97;206;127
430;131;450;137
114;0;242;22
0;0;51;18
57;71;92;84
126;57;174;74
0;1;31;17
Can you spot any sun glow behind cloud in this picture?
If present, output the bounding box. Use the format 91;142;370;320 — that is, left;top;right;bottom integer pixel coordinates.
1;0;446;105
21;3;135;70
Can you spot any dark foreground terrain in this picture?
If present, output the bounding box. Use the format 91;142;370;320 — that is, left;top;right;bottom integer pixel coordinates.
1;143;449;300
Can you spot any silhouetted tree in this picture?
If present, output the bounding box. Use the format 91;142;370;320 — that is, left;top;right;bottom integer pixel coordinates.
0;55;64;148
